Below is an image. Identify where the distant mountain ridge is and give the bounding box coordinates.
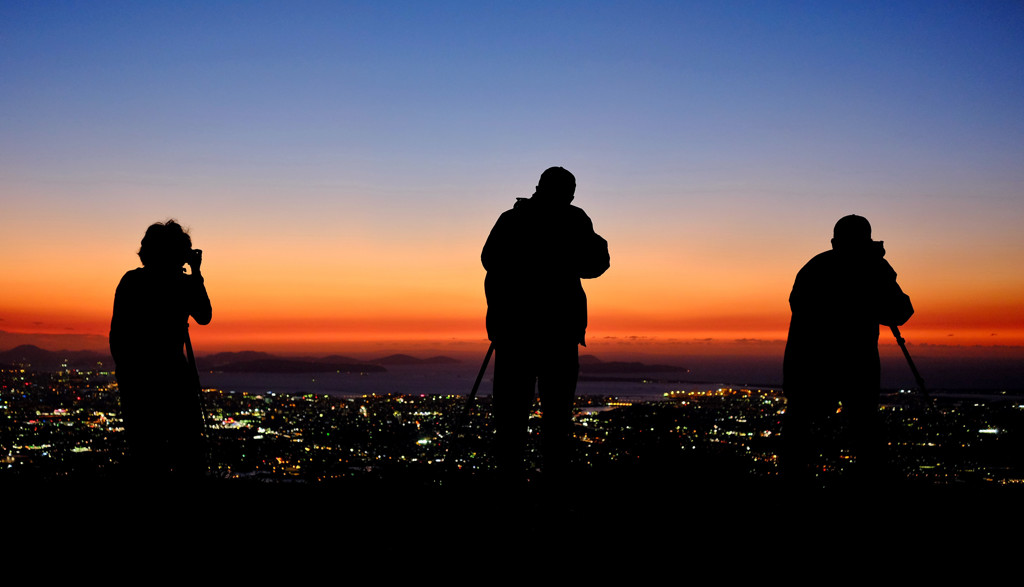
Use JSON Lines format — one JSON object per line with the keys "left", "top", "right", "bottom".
{"left": 209, "top": 358, "right": 386, "bottom": 374}
{"left": 1, "top": 344, "right": 692, "bottom": 376}
{"left": 199, "top": 351, "right": 279, "bottom": 367}
{"left": 197, "top": 351, "right": 363, "bottom": 370}
{"left": 199, "top": 352, "right": 460, "bottom": 373}
{"left": 0, "top": 345, "right": 112, "bottom": 371}
{"left": 0, "top": 345, "right": 460, "bottom": 374}
{"left": 369, "top": 354, "right": 460, "bottom": 365}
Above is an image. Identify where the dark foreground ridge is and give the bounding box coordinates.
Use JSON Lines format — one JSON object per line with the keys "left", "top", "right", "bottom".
{"left": 5, "top": 457, "right": 1021, "bottom": 556}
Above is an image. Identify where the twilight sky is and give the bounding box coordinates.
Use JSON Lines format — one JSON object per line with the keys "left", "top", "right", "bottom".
{"left": 2, "top": 1, "right": 1022, "bottom": 360}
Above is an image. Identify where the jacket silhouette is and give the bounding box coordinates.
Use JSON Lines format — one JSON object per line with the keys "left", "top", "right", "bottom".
{"left": 483, "top": 195, "right": 609, "bottom": 346}
{"left": 111, "top": 268, "right": 212, "bottom": 382}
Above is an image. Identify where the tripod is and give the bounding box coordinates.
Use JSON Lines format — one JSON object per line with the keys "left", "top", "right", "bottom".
{"left": 891, "top": 325, "right": 927, "bottom": 396}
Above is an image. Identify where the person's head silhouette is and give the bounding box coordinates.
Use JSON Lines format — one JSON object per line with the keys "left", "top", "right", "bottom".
{"left": 535, "top": 166, "right": 576, "bottom": 204}
{"left": 831, "top": 214, "right": 879, "bottom": 254}
{"left": 139, "top": 220, "right": 192, "bottom": 270}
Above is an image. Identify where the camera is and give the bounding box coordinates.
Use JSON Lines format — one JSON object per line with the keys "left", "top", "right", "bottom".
{"left": 870, "top": 240, "right": 885, "bottom": 258}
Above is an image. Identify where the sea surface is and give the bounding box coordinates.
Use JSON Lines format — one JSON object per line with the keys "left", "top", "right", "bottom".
{"left": 198, "top": 362, "right": 1021, "bottom": 403}
{"left": 199, "top": 363, "right": 735, "bottom": 402}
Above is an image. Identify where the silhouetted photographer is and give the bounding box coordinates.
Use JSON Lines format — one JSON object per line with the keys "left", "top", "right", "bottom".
{"left": 110, "top": 220, "right": 212, "bottom": 478}
{"left": 482, "top": 167, "right": 609, "bottom": 485}
{"left": 783, "top": 215, "right": 913, "bottom": 484}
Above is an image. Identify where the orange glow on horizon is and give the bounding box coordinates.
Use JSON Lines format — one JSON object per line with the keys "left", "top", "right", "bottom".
{"left": 3, "top": 231, "right": 1022, "bottom": 355}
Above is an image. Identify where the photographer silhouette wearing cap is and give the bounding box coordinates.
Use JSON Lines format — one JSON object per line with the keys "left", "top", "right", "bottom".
{"left": 783, "top": 214, "right": 913, "bottom": 484}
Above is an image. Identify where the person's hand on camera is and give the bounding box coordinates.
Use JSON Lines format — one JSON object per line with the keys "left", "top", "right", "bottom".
{"left": 187, "top": 249, "right": 203, "bottom": 275}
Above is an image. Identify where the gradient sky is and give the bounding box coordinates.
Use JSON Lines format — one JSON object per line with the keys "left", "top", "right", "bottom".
{"left": 2, "top": 1, "right": 1022, "bottom": 359}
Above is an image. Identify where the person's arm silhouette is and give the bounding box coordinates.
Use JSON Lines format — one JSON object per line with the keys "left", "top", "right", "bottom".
{"left": 186, "top": 248, "right": 212, "bottom": 326}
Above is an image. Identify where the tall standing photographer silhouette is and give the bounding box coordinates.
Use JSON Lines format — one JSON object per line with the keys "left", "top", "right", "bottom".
{"left": 482, "top": 167, "right": 609, "bottom": 486}
{"left": 110, "top": 220, "right": 212, "bottom": 478}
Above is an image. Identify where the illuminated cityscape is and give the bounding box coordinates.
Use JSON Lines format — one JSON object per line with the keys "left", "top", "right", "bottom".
{"left": 3, "top": 362, "right": 1022, "bottom": 488}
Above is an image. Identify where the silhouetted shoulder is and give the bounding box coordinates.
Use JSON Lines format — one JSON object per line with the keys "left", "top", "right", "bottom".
{"left": 567, "top": 204, "right": 593, "bottom": 220}
{"left": 481, "top": 208, "right": 520, "bottom": 273}
{"left": 790, "top": 248, "right": 912, "bottom": 326}
{"left": 114, "top": 267, "right": 146, "bottom": 291}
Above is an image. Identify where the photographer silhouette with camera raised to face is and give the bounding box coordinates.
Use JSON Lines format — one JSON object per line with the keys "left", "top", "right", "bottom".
{"left": 783, "top": 214, "right": 913, "bottom": 484}
{"left": 110, "top": 220, "right": 212, "bottom": 479}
